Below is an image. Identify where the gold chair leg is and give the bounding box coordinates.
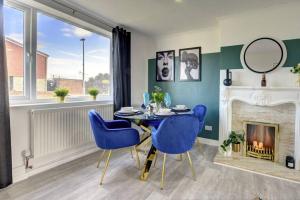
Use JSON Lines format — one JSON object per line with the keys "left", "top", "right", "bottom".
{"left": 133, "top": 146, "right": 141, "bottom": 169}
{"left": 100, "top": 150, "right": 112, "bottom": 185}
{"left": 160, "top": 153, "right": 167, "bottom": 190}
{"left": 130, "top": 149, "right": 134, "bottom": 159}
{"left": 175, "top": 154, "right": 183, "bottom": 161}
{"left": 154, "top": 151, "right": 158, "bottom": 167}
{"left": 186, "top": 151, "right": 196, "bottom": 181}
{"left": 97, "top": 150, "right": 106, "bottom": 168}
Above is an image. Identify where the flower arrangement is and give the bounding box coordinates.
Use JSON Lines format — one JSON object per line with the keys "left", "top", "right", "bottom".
{"left": 88, "top": 88, "right": 100, "bottom": 100}
{"left": 151, "top": 86, "right": 165, "bottom": 111}
{"left": 54, "top": 87, "right": 69, "bottom": 103}
{"left": 290, "top": 63, "right": 300, "bottom": 87}
{"left": 151, "top": 86, "right": 165, "bottom": 104}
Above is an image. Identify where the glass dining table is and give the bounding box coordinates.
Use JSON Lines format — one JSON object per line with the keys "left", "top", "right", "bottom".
{"left": 114, "top": 109, "right": 192, "bottom": 181}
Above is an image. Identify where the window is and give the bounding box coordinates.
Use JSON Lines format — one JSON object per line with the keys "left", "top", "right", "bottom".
{"left": 4, "top": 5, "right": 25, "bottom": 97}
{"left": 3, "top": 1, "right": 112, "bottom": 103}
{"left": 36, "top": 13, "right": 111, "bottom": 99}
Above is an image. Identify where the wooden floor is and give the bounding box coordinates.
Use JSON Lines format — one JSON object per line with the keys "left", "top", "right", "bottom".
{"left": 1, "top": 144, "right": 300, "bottom": 200}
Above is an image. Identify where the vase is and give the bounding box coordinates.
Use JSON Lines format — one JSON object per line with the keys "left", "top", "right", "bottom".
{"left": 155, "top": 102, "right": 161, "bottom": 113}
{"left": 223, "top": 69, "right": 232, "bottom": 86}
{"left": 298, "top": 74, "right": 300, "bottom": 87}
{"left": 232, "top": 143, "right": 241, "bottom": 152}
{"left": 92, "top": 96, "right": 97, "bottom": 101}
{"left": 58, "top": 96, "right": 65, "bottom": 103}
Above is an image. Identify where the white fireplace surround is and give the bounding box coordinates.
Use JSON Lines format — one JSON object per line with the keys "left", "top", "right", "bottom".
{"left": 219, "top": 85, "right": 300, "bottom": 170}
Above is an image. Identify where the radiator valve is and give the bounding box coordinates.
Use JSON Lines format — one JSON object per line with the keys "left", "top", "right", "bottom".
{"left": 22, "top": 150, "right": 33, "bottom": 169}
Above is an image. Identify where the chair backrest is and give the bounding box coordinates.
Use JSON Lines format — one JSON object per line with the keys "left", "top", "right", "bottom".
{"left": 192, "top": 104, "right": 207, "bottom": 132}
{"left": 152, "top": 115, "right": 200, "bottom": 154}
{"left": 88, "top": 110, "right": 108, "bottom": 149}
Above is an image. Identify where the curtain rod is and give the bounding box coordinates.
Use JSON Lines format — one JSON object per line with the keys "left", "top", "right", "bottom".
{"left": 49, "top": 0, "right": 117, "bottom": 30}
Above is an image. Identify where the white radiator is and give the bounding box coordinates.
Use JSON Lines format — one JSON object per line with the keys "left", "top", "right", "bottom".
{"left": 30, "top": 104, "right": 113, "bottom": 159}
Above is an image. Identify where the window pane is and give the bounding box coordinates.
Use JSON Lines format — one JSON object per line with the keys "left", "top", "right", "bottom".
{"left": 36, "top": 13, "right": 111, "bottom": 99}
{"left": 4, "top": 6, "right": 25, "bottom": 97}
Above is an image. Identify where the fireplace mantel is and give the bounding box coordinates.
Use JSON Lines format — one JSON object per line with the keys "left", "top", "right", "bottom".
{"left": 219, "top": 86, "right": 300, "bottom": 169}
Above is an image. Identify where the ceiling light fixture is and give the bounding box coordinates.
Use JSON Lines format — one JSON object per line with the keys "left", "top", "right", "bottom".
{"left": 175, "top": 0, "right": 183, "bottom": 3}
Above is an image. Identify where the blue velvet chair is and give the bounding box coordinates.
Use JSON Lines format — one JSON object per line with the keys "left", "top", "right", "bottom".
{"left": 193, "top": 104, "right": 207, "bottom": 144}
{"left": 93, "top": 110, "right": 131, "bottom": 129}
{"left": 193, "top": 104, "right": 207, "bottom": 132}
{"left": 151, "top": 115, "right": 200, "bottom": 189}
{"left": 88, "top": 110, "right": 140, "bottom": 185}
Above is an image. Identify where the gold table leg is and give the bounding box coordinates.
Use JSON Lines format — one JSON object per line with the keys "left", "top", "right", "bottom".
{"left": 140, "top": 145, "right": 157, "bottom": 181}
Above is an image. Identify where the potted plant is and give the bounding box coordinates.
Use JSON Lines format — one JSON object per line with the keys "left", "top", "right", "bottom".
{"left": 220, "top": 139, "right": 232, "bottom": 156}
{"left": 290, "top": 63, "right": 300, "bottom": 87}
{"left": 88, "top": 88, "right": 99, "bottom": 100}
{"left": 54, "top": 87, "right": 69, "bottom": 103}
{"left": 220, "top": 131, "right": 245, "bottom": 154}
{"left": 229, "top": 131, "right": 245, "bottom": 152}
{"left": 151, "top": 86, "right": 165, "bottom": 112}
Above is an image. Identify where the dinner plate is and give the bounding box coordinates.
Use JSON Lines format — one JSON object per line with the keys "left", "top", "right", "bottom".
{"left": 154, "top": 112, "right": 175, "bottom": 116}
{"left": 172, "top": 107, "right": 187, "bottom": 110}
{"left": 117, "top": 109, "right": 139, "bottom": 114}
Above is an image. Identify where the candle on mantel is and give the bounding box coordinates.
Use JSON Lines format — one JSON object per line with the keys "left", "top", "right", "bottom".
{"left": 259, "top": 142, "right": 263, "bottom": 149}
{"left": 253, "top": 141, "right": 258, "bottom": 148}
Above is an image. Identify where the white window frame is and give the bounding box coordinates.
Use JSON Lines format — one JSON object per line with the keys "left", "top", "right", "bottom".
{"left": 5, "top": 0, "right": 113, "bottom": 105}
{"left": 4, "top": 1, "right": 31, "bottom": 101}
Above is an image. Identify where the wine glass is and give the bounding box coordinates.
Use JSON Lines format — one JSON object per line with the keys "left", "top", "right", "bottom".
{"left": 143, "top": 92, "right": 150, "bottom": 108}
{"left": 164, "top": 93, "right": 171, "bottom": 108}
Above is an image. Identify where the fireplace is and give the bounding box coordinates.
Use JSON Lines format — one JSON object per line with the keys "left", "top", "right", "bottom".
{"left": 244, "top": 121, "right": 279, "bottom": 162}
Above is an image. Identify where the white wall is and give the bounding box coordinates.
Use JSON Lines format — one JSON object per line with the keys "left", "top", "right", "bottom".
{"left": 131, "top": 30, "right": 155, "bottom": 105}
{"left": 154, "top": 2, "right": 300, "bottom": 51}
{"left": 219, "top": 2, "right": 300, "bottom": 46}
{"left": 155, "top": 26, "right": 220, "bottom": 54}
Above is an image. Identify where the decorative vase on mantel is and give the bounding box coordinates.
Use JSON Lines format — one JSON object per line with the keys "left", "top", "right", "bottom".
{"left": 223, "top": 69, "right": 232, "bottom": 86}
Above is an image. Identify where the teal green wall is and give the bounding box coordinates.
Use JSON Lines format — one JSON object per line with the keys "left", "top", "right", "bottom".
{"left": 148, "top": 53, "right": 221, "bottom": 140}
{"left": 148, "top": 38, "right": 300, "bottom": 141}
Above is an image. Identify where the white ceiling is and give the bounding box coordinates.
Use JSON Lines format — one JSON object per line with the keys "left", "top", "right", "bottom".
{"left": 63, "top": 0, "right": 298, "bottom": 36}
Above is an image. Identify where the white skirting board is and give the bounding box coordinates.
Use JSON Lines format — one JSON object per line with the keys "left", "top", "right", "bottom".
{"left": 197, "top": 137, "right": 219, "bottom": 146}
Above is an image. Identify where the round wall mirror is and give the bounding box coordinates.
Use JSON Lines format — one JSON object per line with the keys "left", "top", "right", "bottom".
{"left": 240, "top": 37, "right": 287, "bottom": 73}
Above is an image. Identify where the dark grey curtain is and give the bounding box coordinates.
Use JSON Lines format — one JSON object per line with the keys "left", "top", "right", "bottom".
{"left": 0, "top": 0, "right": 13, "bottom": 189}
{"left": 112, "top": 26, "right": 131, "bottom": 111}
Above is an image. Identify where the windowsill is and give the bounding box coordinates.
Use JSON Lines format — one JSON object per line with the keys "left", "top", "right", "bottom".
{"left": 10, "top": 99, "right": 113, "bottom": 109}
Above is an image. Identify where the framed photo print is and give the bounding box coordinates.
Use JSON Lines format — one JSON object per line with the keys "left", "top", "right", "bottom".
{"left": 156, "top": 50, "right": 175, "bottom": 82}
{"left": 179, "top": 47, "right": 201, "bottom": 81}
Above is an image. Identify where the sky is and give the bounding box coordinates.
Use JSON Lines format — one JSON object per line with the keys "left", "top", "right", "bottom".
{"left": 4, "top": 5, "right": 111, "bottom": 80}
